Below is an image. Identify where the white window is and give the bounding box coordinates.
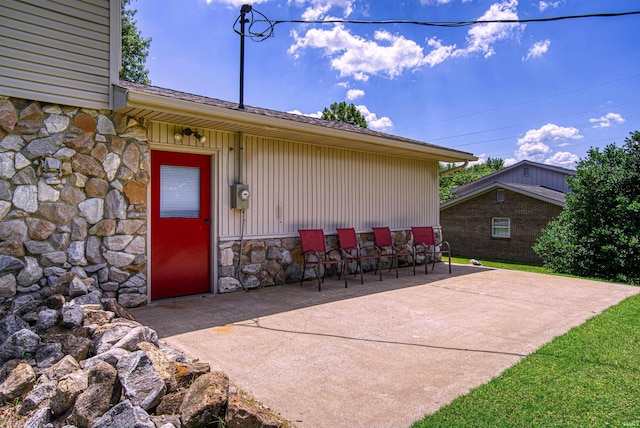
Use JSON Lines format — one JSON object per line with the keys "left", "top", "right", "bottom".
{"left": 496, "top": 189, "right": 505, "bottom": 202}
{"left": 159, "top": 166, "right": 200, "bottom": 218}
{"left": 492, "top": 218, "right": 510, "bottom": 238}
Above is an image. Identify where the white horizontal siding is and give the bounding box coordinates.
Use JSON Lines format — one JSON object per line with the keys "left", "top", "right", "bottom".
{"left": 149, "top": 123, "right": 441, "bottom": 239}
{"left": 0, "top": 0, "right": 114, "bottom": 109}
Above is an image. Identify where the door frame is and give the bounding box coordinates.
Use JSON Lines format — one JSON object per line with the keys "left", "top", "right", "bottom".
{"left": 147, "top": 145, "right": 219, "bottom": 303}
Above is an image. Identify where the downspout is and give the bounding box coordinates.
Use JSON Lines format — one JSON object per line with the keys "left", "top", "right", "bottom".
{"left": 439, "top": 160, "right": 469, "bottom": 176}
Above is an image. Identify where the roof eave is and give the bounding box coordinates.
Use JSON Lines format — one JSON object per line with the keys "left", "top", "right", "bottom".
{"left": 114, "top": 85, "right": 477, "bottom": 163}
{"left": 441, "top": 182, "right": 566, "bottom": 209}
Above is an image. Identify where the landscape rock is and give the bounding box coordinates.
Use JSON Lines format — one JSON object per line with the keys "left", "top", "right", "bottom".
{"left": 93, "top": 399, "right": 155, "bottom": 428}
{"left": 62, "top": 303, "right": 85, "bottom": 328}
{"left": 0, "top": 298, "right": 291, "bottom": 428}
{"left": 23, "top": 407, "right": 51, "bottom": 428}
{"left": 35, "top": 342, "right": 64, "bottom": 368}
{"left": 4, "top": 328, "right": 41, "bottom": 355}
{"left": 137, "top": 341, "right": 177, "bottom": 393}
{"left": 0, "top": 360, "right": 36, "bottom": 402}
{"left": 225, "top": 392, "right": 285, "bottom": 428}
{"left": 174, "top": 361, "right": 211, "bottom": 389}
{"left": 82, "top": 347, "right": 129, "bottom": 371}
{"left": 18, "top": 374, "right": 56, "bottom": 415}
{"left": 45, "top": 354, "right": 81, "bottom": 382}
{"left": 180, "top": 371, "right": 229, "bottom": 428}
{"left": 112, "top": 325, "right": 158, "bottom": 351}
{"left": 117, "top": 350, "right": 166, "bottom": 410}
{"left": 36, "top": 307, "right": 59, "bottom": 332}
{"left": 49, "top": 369, "right": 88, "bottom": 415}
{"left": 0, "top": 314, "right": 30, "bottom": 342}
{"left": 93, "top": 324, "right": 132, "bottom": 355}
{"left": 156, "top": 390, "right": 186, "bottom": 416}
{"left": 72, "top": 361, "right": 121, "bottom": 428}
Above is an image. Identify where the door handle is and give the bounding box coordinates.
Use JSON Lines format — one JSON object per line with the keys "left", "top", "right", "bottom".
{"left": 204, "top": 218, "right": 210, "bottom": 223}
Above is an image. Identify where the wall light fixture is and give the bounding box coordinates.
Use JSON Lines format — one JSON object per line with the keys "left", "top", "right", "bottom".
{"left": 174, "top": 128, "right": 207, "bottom": 144}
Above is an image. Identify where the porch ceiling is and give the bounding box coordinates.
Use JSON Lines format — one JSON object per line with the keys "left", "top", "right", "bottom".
{"left": 113, "top": 82, "right": 478, "bottom": 163}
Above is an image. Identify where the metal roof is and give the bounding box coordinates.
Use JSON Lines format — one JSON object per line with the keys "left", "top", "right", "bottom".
{"left": 113, "top": 81, "right": 477, "bottom": 163}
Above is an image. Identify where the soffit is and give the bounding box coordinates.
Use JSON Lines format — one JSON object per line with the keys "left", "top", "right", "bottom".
{"left": 113, "top": 82, "right": 478, "bottom": 163}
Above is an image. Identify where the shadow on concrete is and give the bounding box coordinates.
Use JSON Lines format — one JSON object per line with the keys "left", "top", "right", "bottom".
{"left": 132, "top": 263, "right": 487, "bottom": 339}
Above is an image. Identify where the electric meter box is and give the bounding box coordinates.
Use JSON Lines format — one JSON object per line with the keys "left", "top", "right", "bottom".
{"left": 231, "top": 184, "right": 250, "bottom": 209}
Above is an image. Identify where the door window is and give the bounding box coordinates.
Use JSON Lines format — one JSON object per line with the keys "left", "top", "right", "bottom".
{"left": 159, "top": 165, "right": 200, "bottom": 218}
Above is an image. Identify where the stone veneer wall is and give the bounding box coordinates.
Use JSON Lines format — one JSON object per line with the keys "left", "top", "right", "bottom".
{"left": 217, "top": 229, "right": 434, "bottom": 292}
{"left": 0, "top": 97, "right": 149, "bottom": 308}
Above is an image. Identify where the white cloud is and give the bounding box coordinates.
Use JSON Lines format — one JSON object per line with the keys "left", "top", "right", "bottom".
{"left": 544, "top": 151, "right": 579, "bottom": 169}
{"left": 538, "top": 1, "right": 561, "bottom": 12}
{"left": 454, "top": 0, "right": 524, "bottom": 59}
{"left": 289, "top": 25, "right": 427, "bottom": 80}
{"left": 288, "top": 0, "right": 355, "bottom": 19}
{"left": 514, "top": 142, "right": 552, "bottom": 162}
{"left": 523, "top": 39, "right": 550, "bottom": 61}
{"left": 420, "top": 0, "right": 474, "bottom": 4}
{"left": 504, "top": 157, "right": 518, "bottom": 167}
{"left": 424, "top": 38, "right": 458, "bottom": 67}
{"left": 288, "top": 0, "right": 525, "bottom": 80}
{"left": 288, "top": 109, "right": 322, "bottom": 118}
{"left": 517, "top": 123, "right": 582, "bottom": 146}
{"left": 589, "top": 112, "right": 625, "bottom": 128}
{"left": 356, "top": 105, "right": 394, "bottom": 131}
{"left": 468, "top": 153, "right": 487, "bottom": 167}
{"left": 514, "top": 123, "right": 582, "bottom": 162}
{"left": 288, "top": 104, "right": 392, "bottom": 131}
{"left": 206, "top": 0, "right": 269, "bottom": 7}
{"left": 346, "top": 89, "right": 365, "bottom": 100}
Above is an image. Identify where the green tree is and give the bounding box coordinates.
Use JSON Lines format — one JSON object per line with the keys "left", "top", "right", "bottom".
{"left": 321, "top": 102, "right": 368, "bottom": 128}
{"left": 534, "top": 131, "right": 640, "bottom": 284}
{"left": 120, "top": 0, "right": 151, "bottom": 84}
{"left": 439, "top": 159, "right": 504, "bottom": 204}
{"left": 485, "top": 156, "right": 504, "bottom": 170}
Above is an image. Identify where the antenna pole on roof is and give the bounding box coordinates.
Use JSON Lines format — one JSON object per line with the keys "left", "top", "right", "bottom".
{"left": 238, "top": 4, "right": 252, "bottom": 110}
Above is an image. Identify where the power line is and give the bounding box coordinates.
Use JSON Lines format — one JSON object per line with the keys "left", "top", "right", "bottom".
{"left": 397, "top": 74, "right": 640, "bottom": 132}
{"left": 485, "top": 135, "right": 627, "bottom": 159}
{"left": 447, "top": 111, "right": 639, "bottom": 148}
{"left": 235, "top": 9, "right": 640, "bottom": 41}
{"left": 425, "top": 99, "right": 640, "bottom": 144}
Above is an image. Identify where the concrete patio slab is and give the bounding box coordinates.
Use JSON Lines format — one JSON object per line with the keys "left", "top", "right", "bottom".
{"left": 132, "top": 265, "right": 639, "bottom": 428}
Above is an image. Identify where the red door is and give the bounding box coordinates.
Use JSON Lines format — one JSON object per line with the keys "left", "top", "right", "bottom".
{"left": 151, "top": 151, "right": 211, "bottom": 299}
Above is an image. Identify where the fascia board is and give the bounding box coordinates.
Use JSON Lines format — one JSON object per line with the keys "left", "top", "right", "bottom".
{"left": 121, "top": 89, "right": 477, "bottom": 162}
{"left": 441, "top": 182, "right": 565, "bottom": 209}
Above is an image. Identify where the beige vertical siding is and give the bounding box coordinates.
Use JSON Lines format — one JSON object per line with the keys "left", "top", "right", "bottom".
{"left": 148, "top": 123, "right": 440, "bottom": 239}
{"left": 0, "top": 0, "right": 117, "bottom": 109}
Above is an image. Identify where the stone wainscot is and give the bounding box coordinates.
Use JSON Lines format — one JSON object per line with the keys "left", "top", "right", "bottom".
{"left": 0, "top": 97, "right": 149, "bottom": 308}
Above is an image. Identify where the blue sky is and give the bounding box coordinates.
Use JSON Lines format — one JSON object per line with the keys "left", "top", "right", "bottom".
{"left": 132, "top": 0, "right": 639, "bottom": 168}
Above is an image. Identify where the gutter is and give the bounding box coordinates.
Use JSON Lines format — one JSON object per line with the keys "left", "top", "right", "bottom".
{"left": 113, "top": 84, "right": 478, "bottom": 163}
{"left": 439, "top": 160, "right": 469, "bottom": 176}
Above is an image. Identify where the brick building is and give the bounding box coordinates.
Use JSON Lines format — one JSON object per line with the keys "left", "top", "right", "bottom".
{"left": 440, "top": 160, "right": 574, "bottom": 264}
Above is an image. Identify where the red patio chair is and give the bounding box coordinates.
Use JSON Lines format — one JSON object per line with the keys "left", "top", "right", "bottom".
{"left": 299, "top": 229, "right": 346, "bottom": 291}
{"left": 412, "top": 226, "right": 451, "bottom": 274}
{"left": 372, "top": 227, "right": 415, "bottom": 278}
{"left": 336, "top": 228, "right": 381, "bottom": 284}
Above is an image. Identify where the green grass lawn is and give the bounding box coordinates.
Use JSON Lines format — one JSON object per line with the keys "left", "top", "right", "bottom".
{"left": 412, "top": 263, "right": 640, "bottom": 428}
{"left": 451, "top": 256, "right": 554, "bottom": 274}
